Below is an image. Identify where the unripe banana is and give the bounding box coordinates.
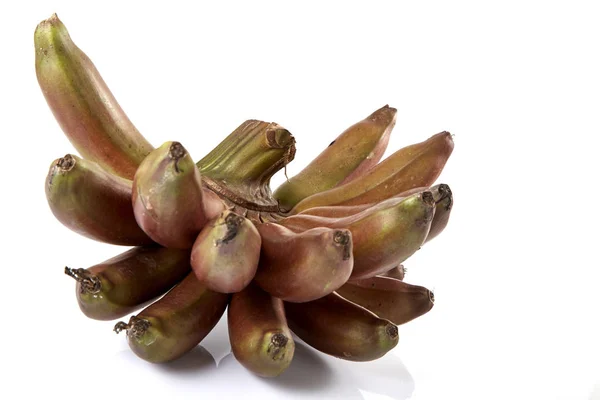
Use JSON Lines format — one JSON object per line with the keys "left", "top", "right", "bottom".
{"left": 64, "top": 246, "right": 191, "bottom": 321}
{"left": 255, "top": 224, "right": 353, "bottom": 302}
{"left": 228, "top": 283, "right": 295, "bottom": 377}
{"left": 282, "top": 192, "right": 435, "bottom": 280}
{"left": 336, "top": 276, "right": 434, "bottom": 325}
{"left": 133, "top": 141, "right": 223, "bottom": 249}
{"left": 191, "top": 210, "right": 261, "bottom": 293}
{"left": 46, "top": 154, "right": 153, "bottom": 246}
{"left": 291, "top": 131, "right": 454, "bottom": 213}
{"left": 285, "top": 292, "right": 398, "bottom": 361}
{"left": 35, "top": 14, "right": 153, "bottom": 179}
{"left": 114, "top": 272, "right": 229, "bottom": 363}
{"left": 274, "top": 105, "right": 396, "bottom": 211}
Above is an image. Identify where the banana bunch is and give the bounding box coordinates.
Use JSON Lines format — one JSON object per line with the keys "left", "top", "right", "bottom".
{"left": 37, "top": 14, "right": 454, "bottom": 377}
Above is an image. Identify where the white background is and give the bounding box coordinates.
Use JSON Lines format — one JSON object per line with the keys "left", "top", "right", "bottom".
{"left": 1, "top": 1, "right": 599, "bottom": 399}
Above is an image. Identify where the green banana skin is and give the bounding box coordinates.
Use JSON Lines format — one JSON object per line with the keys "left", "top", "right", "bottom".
{"left": 285, "top": 292, "right": 398, "bottom": 362}
{"left": 65, "top": 246, "right": 191, "bottom": 321}
{"left": 114, "top": 272, "right": 229, "bottom": 363}
{"left": 291, "top": 131, "right": 454, "bottom": 213}
{"left": 281, "top": 192, "right": 435, "bottom": 280}
{"left": 274, "top": 105, "right": 396, "bottom": 211}
{"left": 379, "top": 265, "right": 405, "bottom": 281}
{"left": 133, "top": 141, "right": 222, "bottom": 249}
{"left": 191, "top": 210, "right": 261, "bottom": 293}
{"left": 254, "top": 223, "right": 353, "bottom": 302}
{"left": 228, "top": 282, "right": 295, "bottom": 378}
{"left": 426, "top": 184, "right": 453, "bottom": 243}
{"left": 46, "top": 154, "right": 153, "bottom": 246}
{"left": 336, "top": 276, "right": 434, "bottom": 325}
{"left": 35, "top": 14, "right": 153, "bottom": 180}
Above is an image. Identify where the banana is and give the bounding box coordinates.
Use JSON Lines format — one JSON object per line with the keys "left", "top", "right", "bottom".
{"left": 285, "top": 292, "right": 398, "bottom": 361}
{"left": 46, "top": 154, "right": 153, "bottom": 246}
{"left": 282, "top": 192, "right": 435, "bottom": 280}
{"left": 291, "top": 131, "right": 454, "bottom": 213}
{"left": 426, "top": 183, "right": 453, "bottom": 242}
{"left": 379, "top": 265, "right": 405, "bottom": 281}
{"left": 296, "top": 186, "right": 428, "bottom": 218}
{"left": 191, "top": 210, "right": 261, "bottom": 293}
{"left": 274, "top": 105, "right": 396, "bottom": 211}
{"left": 228, "top": 282, "right": 295, "bottom": 377}
{"left": 336, "top": 276, "right": 434, "bottom": 325}
{"left": 35, "top": 14, "right": 153, "bottom": 179}
{"left": 64, "top": 246, "right": 191, "bottom": 321}
{"left": 133, "top": 141, "right": 223, "bottom": 249}
{"left": 254, "top": 223, "right": 353, "bottom": 302}
{"left": 114, "top": 272, "right": 229, "bottom": 363}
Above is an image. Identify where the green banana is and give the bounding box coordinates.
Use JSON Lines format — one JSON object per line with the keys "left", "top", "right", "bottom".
{"left": 191, "top": 210, "right": 261, "bottom": 293}
{"left": 64, "top": 246, "right": 191, "bottom": 321}
{"left": 228, "top": 282, "right": 295, "bottom": 377}
{"left": 35, "top": 14, "right": 153, "bottom": 179}
{"left": 255, "top": 223, "right": 353, "bottom": 302}
{"left": 282, "top": 192, "right": 435, "bottom": 280}
{"left": 336, "top": 276, "right": 434, "bottom": 325}
{"left": 285, "top": 292, "right": 398, "bottom": 361}
{"left": 291, "top": 131, "right": 454, "bottom": 213}
{"left": 133, "top": 141, "right": 223, "bottom": 249}
{"left": 274, "top": 105, "right": 396, "bottom": 211}
{"left": 46, "top": 154, "right": 153, "bottom": 246}
{"left": 114, "top": 272, "right": 229, "bottom": 363}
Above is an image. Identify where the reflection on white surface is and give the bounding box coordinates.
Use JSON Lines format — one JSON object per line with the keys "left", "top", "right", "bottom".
{"left": 111, "top": 316, "right": 414, "bottom": 399}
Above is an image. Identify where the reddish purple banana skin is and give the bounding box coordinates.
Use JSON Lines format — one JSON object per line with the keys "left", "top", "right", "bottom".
{"left": 426, "top": 184, "right": 453, "bottom": 242}
{"left": 274, "top": 105, "right": 396, "bottom": 211}
{"left": 379, "top": 265, "right": 405, "bottom": 281}
{"left": 285, "top": 292, "right": 398, "bottom": 362}
{"left": 291, "top": 131, "right": 454, "bottom": 213}
{"left": 34, "top": 14, "right": 153, "bottom": 180}
{"left": 115, "top": 272, "right": 229, "bottom": 364}
{"left": 133, "top": 141, "right": 223, "bottom": 249}
{"left": 254, "top": 223, "right": 353, "bottom": 302}
{"left": 336, "top": 276, "right": 434, "bottom": 325}
{"left": 228, "top": 282, "right": 295, "bottom": 377}
{"left": 46, "top": 154, "right": 153, "bottom": 246}
{"left": 281, "top": 192, "right": 435, "bottom": 280}
{"left": 191, "top": 211, "right": 261, "bottom": 294}
{"left": 298, "top": 183, "right": 452, "bottom": 243}
{"left": 67, "top": 246, "right": 191, "bottom": 321}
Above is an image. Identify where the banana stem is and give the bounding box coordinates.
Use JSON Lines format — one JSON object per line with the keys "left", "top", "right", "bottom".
{"left": 64, "top": 267, "right": 101, "bottom": 294}
{"left": 198, "top": 120, "right": 295, "bottom": 184}
{"left": 113, "top": 316, "right": 150, "bottom": 338}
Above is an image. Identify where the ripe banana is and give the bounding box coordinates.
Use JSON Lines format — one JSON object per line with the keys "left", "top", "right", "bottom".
{"left": 336, "top": 276, "right": 434, "bottom": 325}
{"left": 191, "top": 210, "right": 261, "bottom": 293}
{"left": 255, "top": 223, "right": 353, "bottom": 302}
{"left": 274, "top": 105, "right": 396, "bottom": 211}
{"left": 114, "top": 272, "right": 229, "bottom": 363}
{"left": 285, "top": 292, "right": 398, "bottom": 361}
{"left": 282, "top": 192, "right": 435, "bottom": 279}
{"left": 133, "top": 141, "right": 222, "bottom": 249}
{"left": 46, "top": 154, "right": 153, "bottom": 246}
{"left": 64, "top": 246, "right": 190, "bottom": 321}
{"left": 35, "top": 14, "right": 153, "bottom": 179}
{"left": 291, "top": 131, "right": 454, "bottom": 213}
{"left": 228, "top": 282, "right": 295, "bottom": 377}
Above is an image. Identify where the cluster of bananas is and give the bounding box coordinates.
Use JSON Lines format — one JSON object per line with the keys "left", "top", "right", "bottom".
{"left": 37, "top": 14, "right": 454, "bottom": 377}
